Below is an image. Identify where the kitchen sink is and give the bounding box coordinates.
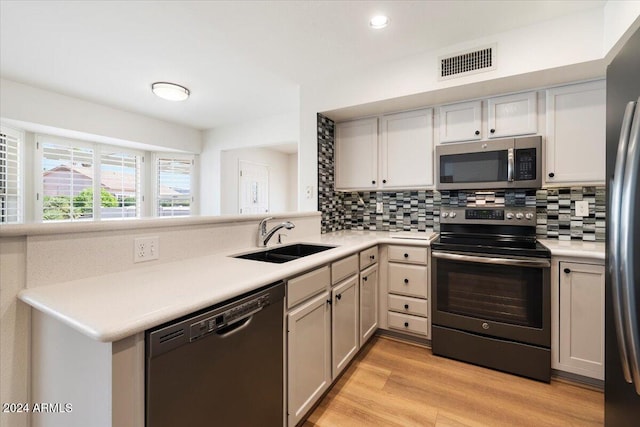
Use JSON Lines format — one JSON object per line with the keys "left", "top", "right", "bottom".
{"left": 233, "top": 243, "right": 336, "bottom": 263}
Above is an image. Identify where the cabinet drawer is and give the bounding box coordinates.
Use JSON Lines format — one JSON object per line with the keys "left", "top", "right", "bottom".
{"left": 331, "top": 254, "right": 358, "bottom": 285}
{"left": 388, "top": 263, "right": 428, "bottom": 298}
{"left": 388, "top": 246, "right": 428, "bottom": 265}
{"left": 288, "top": 266, "right": 330, "bottom": 309}
{"left": 359, "top": 246, "right": 379, "bottom": 270}
{"left": 388, "top": 294, "right": 428, "bottom": 317}
{"left": 388, "top": 311, "right": 428, "bottom": 336}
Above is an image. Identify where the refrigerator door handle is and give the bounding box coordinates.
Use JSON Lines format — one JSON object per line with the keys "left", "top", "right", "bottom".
{"left": 611, "top": 101, "right": 636, "bottom": 384}
{"left": 620, "top": 97, "right": 640, "bottom": 395}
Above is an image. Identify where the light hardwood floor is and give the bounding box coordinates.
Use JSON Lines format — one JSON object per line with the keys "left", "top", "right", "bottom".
{"left": 304, "top": 336, "right": 603, "bottom": 427}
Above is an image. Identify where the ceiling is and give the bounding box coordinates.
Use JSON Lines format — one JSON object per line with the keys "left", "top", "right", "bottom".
{"left": 0, "top": 1, "right": 606, "bottom": 131}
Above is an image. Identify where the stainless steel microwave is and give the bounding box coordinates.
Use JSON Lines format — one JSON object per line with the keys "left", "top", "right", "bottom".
{"left": 435, "top": 136, "right": 542, "bottom": 190}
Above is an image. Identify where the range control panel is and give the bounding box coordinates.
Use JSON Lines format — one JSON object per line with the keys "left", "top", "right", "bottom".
{"left": 440, "top": 206, "right": 536, "bottom": 225}
{"left": 189, "top": 294, "right": 270, "bottom": 341}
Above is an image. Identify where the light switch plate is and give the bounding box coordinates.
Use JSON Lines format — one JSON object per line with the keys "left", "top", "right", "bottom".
{"left": 376, "top": 202, "right": 384, "bottom": 214}
{"left": 575, "top": 200, "right": 589, "bottom": 217}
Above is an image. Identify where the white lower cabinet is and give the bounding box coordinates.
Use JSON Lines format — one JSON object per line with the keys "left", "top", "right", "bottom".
{"left": 386, "top": 245, "right": 430, "bottom": 339}
{"left": 287, "top": 290, "right": 331, "bottom": 427}
{"left": 552, "top": 260, "right": 605, "bottom": 381}
{"left": 331, "top": 275, "right": 360, "bottom": 377}
{"left": 360, "top": 264, "right": 379, "bottom": 344}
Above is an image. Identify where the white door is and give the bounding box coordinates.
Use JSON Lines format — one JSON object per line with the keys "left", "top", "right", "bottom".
{"left": 238, "top": 160, "right": 269, "bottom": 214}
{"left": 287, "top": 291, "right": 331, "bottom": 427}
{"left": 331, "top": 276, "right": 359, "bottom": 378}
{"left": 381, "top": 109, "right": 434, "bottom": 188}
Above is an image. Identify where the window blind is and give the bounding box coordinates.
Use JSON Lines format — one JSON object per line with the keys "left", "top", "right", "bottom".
{"left": 157, "top": 156, "right": 193, "bottom": 217}
{"left": 100, "top": 150, "right": 141, "bottom": 219}
{"left": 41, "top": 141, "right": 94, "bottom": 221}
{"left": 0, "top": 128, "right": 21, "bottom": 223}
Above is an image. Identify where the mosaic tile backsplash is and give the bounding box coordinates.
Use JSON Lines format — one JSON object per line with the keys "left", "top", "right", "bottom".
{"left": 317, "top": 114, "right": 606, "bottom": 240}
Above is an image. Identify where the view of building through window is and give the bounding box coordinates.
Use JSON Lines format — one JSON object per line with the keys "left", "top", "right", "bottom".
{"left": 157, "top": 156, "right": 193, "bottom": 217}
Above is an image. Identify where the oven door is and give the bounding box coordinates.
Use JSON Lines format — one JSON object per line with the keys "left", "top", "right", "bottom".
{"left": 431, "top": 251, "right": 551, "bottom": 347}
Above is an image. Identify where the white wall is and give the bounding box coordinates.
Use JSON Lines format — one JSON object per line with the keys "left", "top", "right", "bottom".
{"left": 200, "top": 111, "right": 299, "bottom": 215}
{"left": 220, "top": 147, "right": 297, "bottom": 215}
{"left": 288, "top": 153, "right": 298, "bottom": 211}
{"left": 0, "top": 78, "right": 202, "bottom": 153}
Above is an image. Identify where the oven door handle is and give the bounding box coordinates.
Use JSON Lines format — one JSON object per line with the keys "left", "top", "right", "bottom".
{"left": 432, "top": 251, "right": 550, "bottom": 268}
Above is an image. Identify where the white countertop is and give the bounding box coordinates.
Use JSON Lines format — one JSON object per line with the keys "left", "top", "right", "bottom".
{"left": 538, "top": 238, "right": 605, "bottom": 261}
{"left": 18, "top": 230, "right": 605, "bottom": 343}
{"left": 18, "top": 230, "right": 435, "bottom": 343}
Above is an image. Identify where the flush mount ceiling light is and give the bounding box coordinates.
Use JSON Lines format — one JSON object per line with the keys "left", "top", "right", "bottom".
{"left": 369, "top": 15, "right": 389, "bottom": 29}
{"left": 151, "top": 82, "right": 190, "bottom": 101}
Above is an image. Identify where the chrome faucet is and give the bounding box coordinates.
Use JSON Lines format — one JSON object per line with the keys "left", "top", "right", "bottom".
{"left": 258, "top": 217, "right": 295, "bottom": 247}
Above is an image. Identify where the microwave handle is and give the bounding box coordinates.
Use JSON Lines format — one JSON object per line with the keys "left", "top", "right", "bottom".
{"left": 507, "top": 148, "right": 514, "bottom": 182}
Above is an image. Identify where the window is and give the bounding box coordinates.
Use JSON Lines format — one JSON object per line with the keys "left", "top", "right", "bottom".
{"left": 0, "top": 126, "right": 23, "bottom": 223}
{"left": 37, "top": 135, "right": 143, "bottom": 222}
{"left": 156, "top": 155, "right": 194, "bottom": 217}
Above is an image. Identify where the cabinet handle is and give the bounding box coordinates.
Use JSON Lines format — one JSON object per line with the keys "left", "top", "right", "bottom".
{"left": 383, "top": 179, "right": 387, "bottom": 184}
{"left": 490, "top": 128, "right": 495, "bottom": 134}
{"left": 564, "top": 268, "right": 571, "bottom": 274}
{"left": 404, "top": 278, "right": 409, "bottom": 284}
{"left": 370, "top": 255, "right": 375, "bottom": 260}
{"left": 548, "top": 172, "right": 555, "bottom": 178}
{"left": 336, "top": 293, "right": 342, "bottom": 301}
{"left": 326, "top": 299, "right": 332, "bottom": 306}
{"left": 404, "top": 322, "right": 409, "bottom": 328}
{"left": 404, "top": 253, "right": 409, "bottom": 258}
{"left": 363, "top": 276, "right": 368, "bottom": 282}
{"left": 475, "top": 130, "right": 480, "bottom": 135}
{"left": 404, "top": 304, "right": 409, "bottom": 310}
{"left": 371, "top": 180, "right": 376, "bottom": 185}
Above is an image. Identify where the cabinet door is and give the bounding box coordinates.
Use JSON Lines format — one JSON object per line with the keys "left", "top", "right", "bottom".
{"left": 388, "top": 263, "right": 428, "bottom": 298}
{"left": 558, "top": 262, "right": 605, "bottom": 380}
{"left": 381, "top": 109, "right": 434, "bottom": 188}
{"left": 487, "top": 92, "right": 537, "bottom": 138}
{"left": 439, "top": 100, "right": 482, "bottom": 143}
{"left": 360, "top": 264, "right": 379, "bottom": 344}
{"left": 287, "top": 291, "right": 331, "bottom": 427}
{"left": 331, "top": 276, "right": 359, "bottom": 378}
{"left": 545, "top": 80, "right": 606, "bottom": 184}
{"left": 335, "top": 118, "right": 378, "bottom": 190}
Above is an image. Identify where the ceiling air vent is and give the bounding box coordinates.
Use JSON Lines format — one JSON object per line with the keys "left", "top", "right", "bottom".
{"left": 439, "top": 44, "right": 496, "bottom": 80}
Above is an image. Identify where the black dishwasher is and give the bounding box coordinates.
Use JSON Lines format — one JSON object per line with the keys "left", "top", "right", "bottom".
{"left": 145, "top": 281, "right": 285, "bottom": 427}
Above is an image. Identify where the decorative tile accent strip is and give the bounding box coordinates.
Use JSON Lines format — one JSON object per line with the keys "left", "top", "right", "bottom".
{"left": 316, "top": 115, "right": 605, "bottom": 240}
{"left": 317, "top": 114, "right": 345, "bottom": 233}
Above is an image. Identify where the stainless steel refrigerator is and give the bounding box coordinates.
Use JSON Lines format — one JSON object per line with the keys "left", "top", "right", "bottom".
{"left": 606, "top": 25, "right": 640, "bottom": 426}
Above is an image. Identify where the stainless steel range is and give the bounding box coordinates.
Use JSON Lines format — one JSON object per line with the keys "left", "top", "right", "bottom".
{"left": 431, "top": 205, "right": 551, "bottom": 382}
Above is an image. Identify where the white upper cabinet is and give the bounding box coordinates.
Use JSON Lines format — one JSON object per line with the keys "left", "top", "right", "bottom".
{"left": 487, "top": 92, "right": 537, "bottom": 138}
{"left": 545, "top": 80, "right": 606, "bottom": 185}
{"left": 380, "top": 109, "right": 434, "bottom": 189}
{"left": 438, "top": 100, "right": 482, "bottom": 143}
{"left": 335, "top": 118, "right": 378, "bottom": 190}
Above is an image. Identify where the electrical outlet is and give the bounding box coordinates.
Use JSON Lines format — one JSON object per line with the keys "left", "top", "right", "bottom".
{"left": 134, "top": 236, "right": 159, "bottom": 263}
{"left": 575, "top": 200, "right": 589, "bottom": 217}
{"left": 376, "top": 202, "right": 384, "bottom": 214}
{"left": 305, "top": 186, "right": 313, "bottom": 199}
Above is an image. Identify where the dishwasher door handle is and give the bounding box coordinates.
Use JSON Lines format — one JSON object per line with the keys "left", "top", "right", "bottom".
{"left": 216, "top": 315, "right": 254, "bottom": 338}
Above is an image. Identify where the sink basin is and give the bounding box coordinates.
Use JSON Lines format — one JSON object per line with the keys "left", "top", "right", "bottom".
{"left": 233, "top": 243, "right": 336, "bottom": 263}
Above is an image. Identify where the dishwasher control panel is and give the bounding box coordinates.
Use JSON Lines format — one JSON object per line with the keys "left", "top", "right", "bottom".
{"left": 189, "top": 294, "right": 271, "bottom": 341}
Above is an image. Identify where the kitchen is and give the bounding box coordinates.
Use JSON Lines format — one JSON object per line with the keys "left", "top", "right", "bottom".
{"left": 1, "top": 1, "right": 639, "bottom": 427}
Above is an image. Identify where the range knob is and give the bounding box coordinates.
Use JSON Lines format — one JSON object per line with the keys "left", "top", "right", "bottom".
{"left": 450, "top": 212, "right": 457, "bottom": 218}
{"left": 506, "top": 212, "right": 514, "bottom": 220}
{"left": 525, "top": 213, "right": 534, "bottom": 220}
{"left": 441, "top": 212, "right": 449, "bottom": 218}
{"left": 515, "top": 213, "right": 524, "bottom": 220}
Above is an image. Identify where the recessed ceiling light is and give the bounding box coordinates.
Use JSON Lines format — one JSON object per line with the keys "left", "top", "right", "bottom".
{"left": 151, "top": 82, "right": 190, "bottom": 101}
{"left": 369, "top": 15, "right": 389, "bottom": 29}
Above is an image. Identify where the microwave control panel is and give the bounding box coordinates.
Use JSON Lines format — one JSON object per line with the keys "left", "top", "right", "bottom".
{"left": 515, "top": 148, "right": 537, "bottom": 181}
